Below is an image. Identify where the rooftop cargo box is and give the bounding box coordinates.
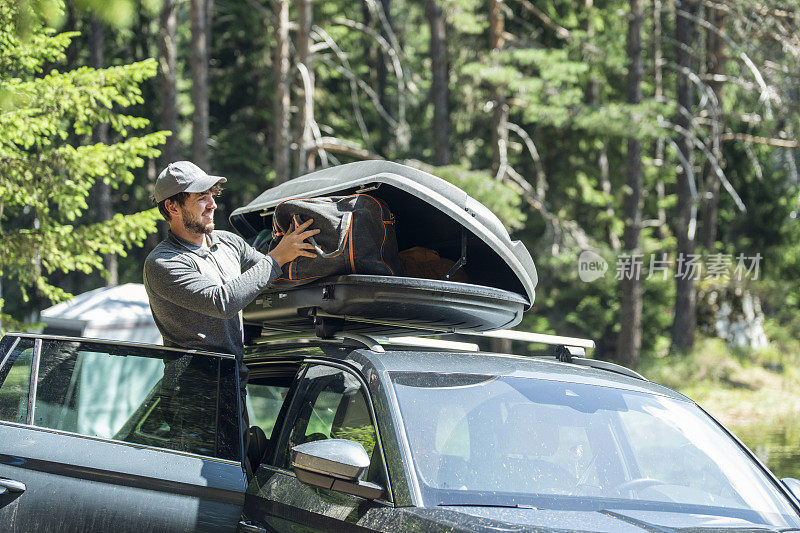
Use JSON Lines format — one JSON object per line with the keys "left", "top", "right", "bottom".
{"left": 229, "top": 161, "right": 537, "bottom": 338}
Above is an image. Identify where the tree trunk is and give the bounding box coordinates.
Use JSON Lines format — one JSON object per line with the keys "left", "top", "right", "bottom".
{"left": 700, "top": 5, "right": 726, "bottom": 250}
{"left": 584, "top": 0, "right": 620, "bottom": 251}
{"left": 295, "top": 0, "right": 315, "bottom": 176}
{"left": 158, "top": 0, "right": 179, "bottom": 165}
{"left": 273, "top": 0, "right": 291, "bottom": 184}
{"left": 90, "top": 18, "right": 117, "bottom": 287}
{"left": 362, "top": 3, "right": 379, "bottom": 98}
{"left": 207, "top": 0, "right": 214, "bottom": 61}
{"left": 489, "top": 0, "right": 508, "bottom": 354}
{"left": 426, "top": 0, "right": 450, "bottom": 166}
{"left": 671, "top": 0, "right": 699, "bottom": 353}
{"left": 489, "top": 0, "right": 507, "bottom": 177}
{"left": 619, "top": 0, "right": 644, "bottom": 367}
{"left": 378, "top": 0, "right": 391, "bottom": 153}
{"left": 653, "top": 0, "right": 667, "bottom": 238}
{"left": 190, "top": 0, "right": 210, "bottom": 170}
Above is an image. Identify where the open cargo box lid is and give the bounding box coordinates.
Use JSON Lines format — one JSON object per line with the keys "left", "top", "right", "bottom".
{"left": 230, "top": 161, "right": 537, "bottom": 338}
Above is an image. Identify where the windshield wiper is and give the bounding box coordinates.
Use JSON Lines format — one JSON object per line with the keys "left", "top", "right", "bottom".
{"left": 438, "top": 503, "right": 538, "bottom": 509}
{"left": 600, "top": 509, "right": 800, "bottom": 533}
{"left": 600, "top": 510, "right": 677, "bottom": 533}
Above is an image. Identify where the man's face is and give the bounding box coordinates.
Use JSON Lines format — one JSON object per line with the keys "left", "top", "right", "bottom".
{"left": 178, "top": 190, "right": 217, "bottom": 235}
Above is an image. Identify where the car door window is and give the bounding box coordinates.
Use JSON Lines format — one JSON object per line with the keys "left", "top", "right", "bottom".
{"left": 0, "top": 337, "right": 35, "bottom": 423}
{"left": 279, "top": 364, "right": 382, "bottom": 484}
{"left": 0, "top": 336, "right": 241, "bottom": 461}
{"left": 34, "top": 340, "right": 162, "bottom": 438}
{"left": 247, "top": 382, "right": 291, "bottom": 439}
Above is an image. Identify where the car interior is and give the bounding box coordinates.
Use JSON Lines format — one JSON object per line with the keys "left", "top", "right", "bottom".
{"left": 244, "top": 363, "right": 299, "bottom": 473}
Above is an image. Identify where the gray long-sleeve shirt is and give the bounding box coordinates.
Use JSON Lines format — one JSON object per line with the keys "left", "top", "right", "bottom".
{"left": 143, "top": 230, "right": 281, "bottom": 358}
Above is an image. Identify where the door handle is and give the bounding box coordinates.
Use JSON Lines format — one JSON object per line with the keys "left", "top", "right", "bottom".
{"left": 238, "top": 520, "right": 266, "bottom": 533}
{"left": 0, "top": 478, "right": 26, "bottom": 493}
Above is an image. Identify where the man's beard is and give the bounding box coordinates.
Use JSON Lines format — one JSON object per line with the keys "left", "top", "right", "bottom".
{"left": 181, "top": 209, "right": 214, "bottom": 235}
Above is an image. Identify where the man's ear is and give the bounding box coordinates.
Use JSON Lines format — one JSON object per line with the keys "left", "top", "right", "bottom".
{"left": 165, "top": 198, "right": 180, "bottom": 218}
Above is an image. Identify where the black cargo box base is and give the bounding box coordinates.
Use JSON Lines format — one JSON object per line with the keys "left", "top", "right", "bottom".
{"left": 243, "top": 275, "right": 529, "bottom": 338}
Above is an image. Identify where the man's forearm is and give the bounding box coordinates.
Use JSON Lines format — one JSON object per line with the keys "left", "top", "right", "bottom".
{"left": 145, "top": 255, "right": 282, "bottom": 319}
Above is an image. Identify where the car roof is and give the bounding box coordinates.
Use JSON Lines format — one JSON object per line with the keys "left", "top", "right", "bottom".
{"left": 245, "top": 340, "right": 689, "bottom": 402}
{"left": 359, "top": 349, "right": 687, "bottom": 400}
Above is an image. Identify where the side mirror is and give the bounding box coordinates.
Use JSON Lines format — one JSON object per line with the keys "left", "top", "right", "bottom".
{"left": 292, "top": 438, "right": 384, "bottom": 500}
{"left": 782, "top": 478, "right": 800, "bottom": 501}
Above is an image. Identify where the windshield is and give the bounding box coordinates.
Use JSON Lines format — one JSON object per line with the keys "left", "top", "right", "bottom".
{"left": 390, "top": 372, "right": 800, "bottom": 528}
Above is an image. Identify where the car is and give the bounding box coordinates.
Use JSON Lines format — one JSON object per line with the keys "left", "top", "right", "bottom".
{"left": 1, "top": 161, "right": 799, "bottom": 531}
{"left": 2, "top": 332, "right": 800, "bottom": 532}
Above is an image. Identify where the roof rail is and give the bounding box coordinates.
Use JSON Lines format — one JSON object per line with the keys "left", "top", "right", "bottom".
{"left": 248, "top": 330, "right": 387, "bottom": 353}
{"left": 457, "top": 330, "right": 646, "bottom": 381}
{"left": 333, "top": 332, "right": 385, "bottom": 353}
{"left": 376, "top": 336, "right": 480, "bottom": 351}
{"left": 248, "top": 328, "right": 646, "bottom": 381}
{"left": 567, "top": 358, "right": 647, "bottom": 381}
{"left": 467, "top": 330, "right": 595, "bottom": 356}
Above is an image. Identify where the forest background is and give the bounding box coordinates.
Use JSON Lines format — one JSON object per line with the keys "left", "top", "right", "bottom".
{"left": 4, "top": 0, "right": 800, "bottom": 475}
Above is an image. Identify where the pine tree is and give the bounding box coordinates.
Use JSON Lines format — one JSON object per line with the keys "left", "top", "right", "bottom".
{"left": 618, "top": 0, "right": 644, "bottom": 367}
{"left": 0, "top": 1, "right": 165, "bottom": 328}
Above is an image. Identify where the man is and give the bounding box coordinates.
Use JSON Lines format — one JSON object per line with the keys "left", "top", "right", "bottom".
{"left": 144, "top": 160, "right": 318, "bottom": 356}
{"left": 143, "top": 161, "right": 317, "bottom": 455}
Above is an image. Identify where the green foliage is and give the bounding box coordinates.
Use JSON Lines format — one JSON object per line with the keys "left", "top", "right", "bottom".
{"left": 210, "top": 0, "right": 276, "bottom": 197}
{"left": 6, "top": 0, "right": 152, "bottom": 36}
{"left": 0, "top": 0, "right": 163, "bottom": 325}
{"left": 4, "top": 0, "right": 800, "bottom": 370}
{"left": 332, "top": 425, "right": 377, "bottom": 457}
{"left": 528, "top": 247, "right": 621, "bottom": 357}
{"left": 444, "top": 0, "right": 485, "bottom": 35}
{"left": 408, "top": 162, "right": 526, "bottom": 230}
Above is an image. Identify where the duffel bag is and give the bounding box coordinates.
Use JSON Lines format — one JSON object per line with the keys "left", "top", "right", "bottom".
{"left": 268, "top": 194, "right": 404, "bottom": 288}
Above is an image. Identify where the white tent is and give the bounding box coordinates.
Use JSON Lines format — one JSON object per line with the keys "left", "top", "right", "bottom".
{"left": 40, "top": 283, "right": 161, "bottom": 344}
{"left": 39, "top": 283, "right": 163, "bottom": 437}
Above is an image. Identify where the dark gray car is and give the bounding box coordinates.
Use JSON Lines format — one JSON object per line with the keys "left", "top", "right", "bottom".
{"left": 2, "top": 332, "right": 800, "bottom": 532}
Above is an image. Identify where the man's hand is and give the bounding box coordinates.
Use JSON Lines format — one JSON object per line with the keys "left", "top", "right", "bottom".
{"left": 268, "top": 218, "right": 320, "bottom": 266}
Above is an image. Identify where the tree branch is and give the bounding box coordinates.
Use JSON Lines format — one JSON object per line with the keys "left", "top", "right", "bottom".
{"left": 296, "top": 62, "right": 328, "bottom": 167}
{"left": 332, "top": 16, "right": 412, "bottom": 150}
{"left": 507, "top": 122, "right": 547, "bottom": 199}
{"left": 674, "top": 7, "right": 779, "bottom": 118}
{"left": 310, "top": 25, "right": 373, "bottom": 151}
{"left": 721, "top": 132, "right": 799, "bottom": 147}
{"left": 314, "top": 137, "right": 383, "bottom": 160}
{"left": 513, "top": 0, "right": 572, "bottom": 41}
{"left": 751, "top": 2, "right": 797, "bottom": 19}
{"left": 660, "top": 117, "right": 746, "bottom": 213}
{"left": 318, "top": 54, "right": 399, "bottom": 128}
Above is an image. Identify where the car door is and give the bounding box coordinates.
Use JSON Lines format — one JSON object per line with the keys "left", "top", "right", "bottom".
{"left": 0, "top": 334, "right": 248, "bottom": 533}
{"left": 241, "top": 362, "right": 394, "bottom": 532}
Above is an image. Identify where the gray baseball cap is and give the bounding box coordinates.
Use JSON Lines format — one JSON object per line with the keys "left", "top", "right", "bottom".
{"left": 154, "top": 161, "right": 227, "bottom": 202}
